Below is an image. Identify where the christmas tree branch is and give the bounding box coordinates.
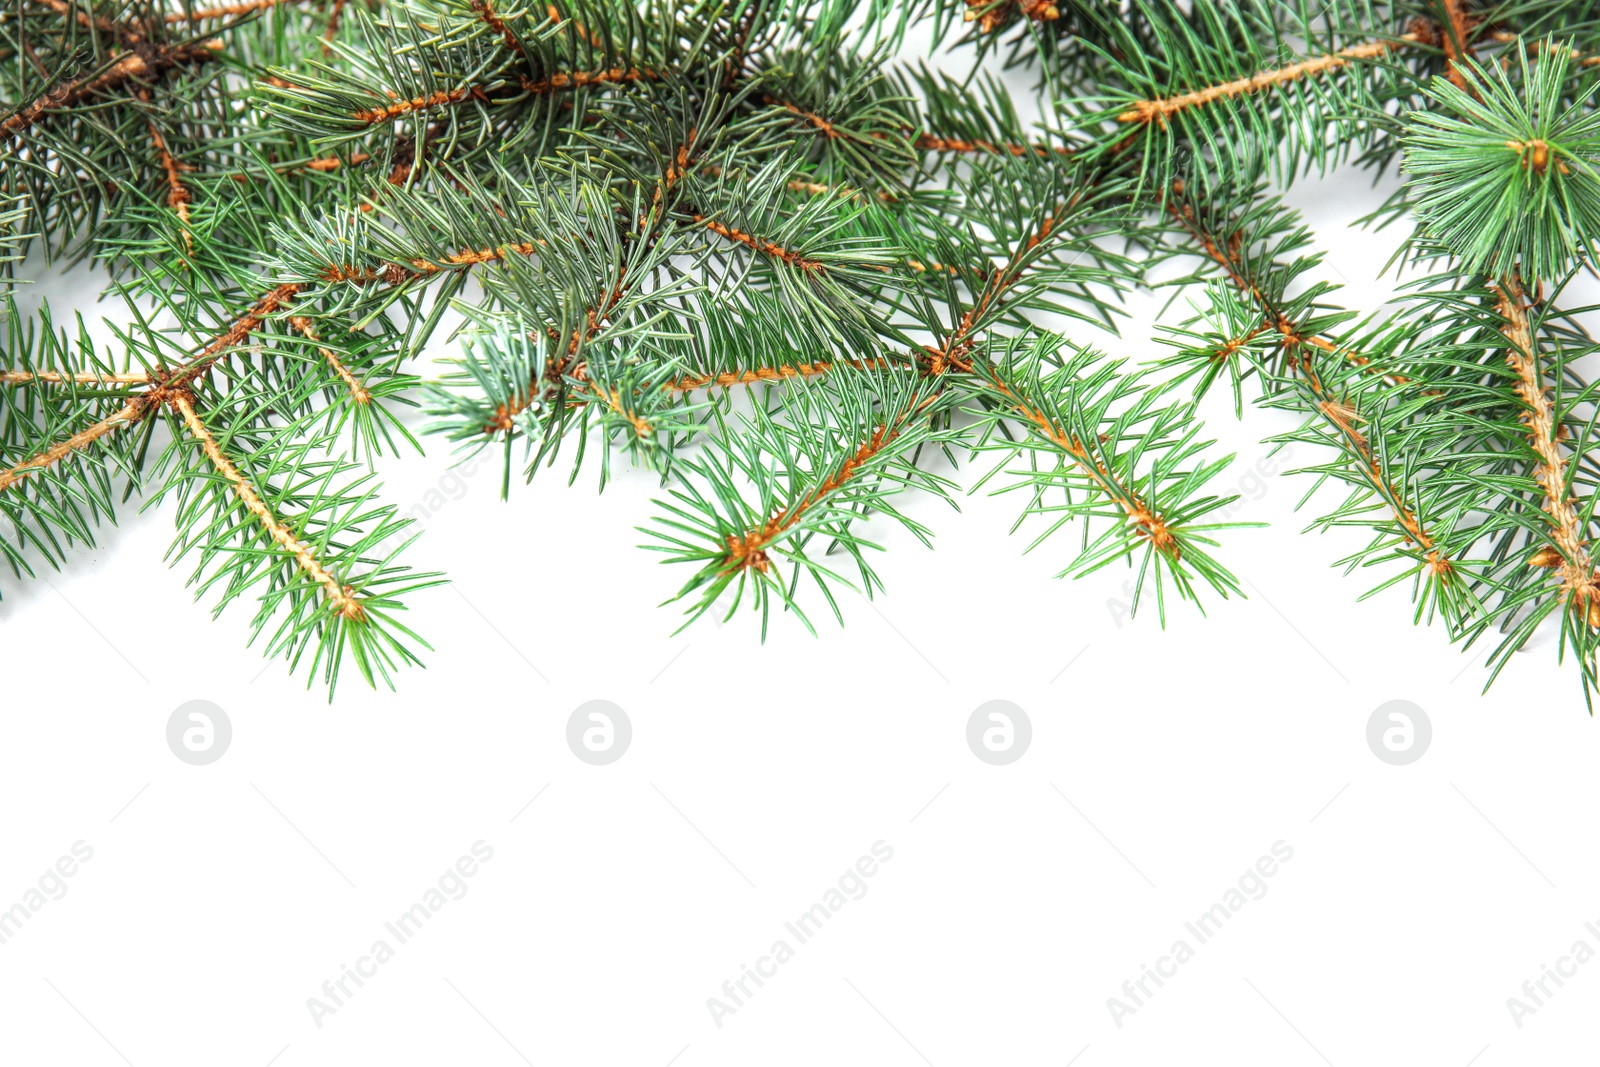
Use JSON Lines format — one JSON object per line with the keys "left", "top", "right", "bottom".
{"left": 1163, "top": 184, "right": 1408, "bottom": 386}
{"left": 1162, "top": 185, "right": 1454, "bottom": 577}
{"left": 666, "top": 357, "right": 891, "bottom": 393}
{"left": 137, "top": 89, "right": 194, "bottom": 251}
{"left": 972, "top": 361, "right": 1180, "bottom": 558}
{"left": 914, "top": 132, "right": 1072, "bottom": 156}
{"left": 169, "top": 390, "right": 367, "bottom": 619}
{"left": 485, "top": 272, "right": 629, "bottom": 431}
{"left": 0, "top": 282, "right": 300, "bottom": 496}
{"left": 1117, "top": 31, "right": 1426, "bottom": 127}
{"left": 693, "top": 214, "right": 827, "bottom": 271}
{"left": 0, "top": 396, "right": 148, "bottom": 494}
{"left": 0, "top": 39, "right": 219, "bottom": 140}
{"left": 1498, "top": 274, "right": 1600, "bottom": 619}
{"left": 8, "top": 0, "right": 1596, "bottom": 696}
{"left": 291, "top": 316, "right": 371, "bottom": 404}
{"left": 0, "top": 369, "right": 150, "bottom": 385}
{"left": 714, "top": 386, "right": 941, "bottom": 577}
{"left": 34, "top": 0, "right": 145, "bottom": 45}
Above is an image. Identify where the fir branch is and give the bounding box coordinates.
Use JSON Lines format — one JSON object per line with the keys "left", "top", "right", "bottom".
{"left": 717, "top": 388, "right": 939, "bottom": 577}
{"left": 1, "top": 282, "right": 300, "bottom": 496}
{"left": 190, "top": 282, "right": 302, "bottom": 364}
{"left": 647, "top": 368, "right": 961, "bottom": 635}
{"left": 169, "top": 390, "right": 366, "bottom": 620}
{"left": 468, "top": 0, "right": 522, "bottom": 53}
{"left": 972, "top": 360, "right": 1178, "bottom": 558}
{"left": 12, "top": 0, "right": 1600, "bottom": 697}
{"left": 1115, "top": 32, "right": 1425, "bottom": 127}
{"left": 717, "top": 438, "right": 894, "bottom": 576}
{"left": 693, "top": 213, "right": 826, "bottom": 270}
{"left": 1163, "top": 183, "right": 1405, "bottom": 385}
{"left": 666, "top": 357, "right": 890, "bottom": 393}
{"left": 291, "top": 316, "right": 371, "bottom": 404}
{"left": 137, "top": 89, "right": 194, "bottom": 252}
{"left": 1162, "top": 183, "right": 1455, "bottom": 578}
{"left": 914, "top": 132, "right": 1071, "bottom": 156}
{"left": 520, "top": 67, "right": 657, "bottom": 93}
{"left": 0, "top": 39, "right": 220, "bottom": 141}
{"left": 1403, "top": 45, "right": 1600, "bottom": 286}
{"left": 350, "top": 86, "right": 487, "bottom": 125}
{"left": 0, "top": 395, "right": 148, "bottom": 494}
{"left": 0, "top": 369, "right": 150, "bottom": 385}
{"left": 1497, "top": 273, "right": 1600, "bottom": 621}
{"left": 33, "top": 0, "right": 146, "bottom": 45}
{"left": 483, "top": 270, "right": 628, "bottom": 431}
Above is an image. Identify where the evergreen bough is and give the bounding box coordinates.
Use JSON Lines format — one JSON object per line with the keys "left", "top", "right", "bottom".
{"left": 5, "top": 0, "right": 1600, "bottom": 703}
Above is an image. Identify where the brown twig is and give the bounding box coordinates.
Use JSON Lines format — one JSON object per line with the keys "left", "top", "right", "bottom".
{"left": 914, "top": 133, "right": 1072, "bottom": 157}
{"left": 351, "top": 65, "right": 655, "bottom": 126}
{"left": 519, "top": 67, "right": 655, "bottom": 93}
{"left": 0, "top": 396, "right": 149, "bottom": 493}
{"left": 190, "top": 283, "right": 301, "bottom": 365}
{"left": 321, "top": 241, "right": 538, "bottom": 285}
{"left": 166, "top": 0, "right": 309, "bottom": 19}
{"left": 695, "top": 214, "right": 826, "bottom": 271}
{"left": 0, "top": 282, "right": 298, "bottom": 494}
{"left": 33, "top": 0, "right": 144, "bottom": 44}
{"left": 1440, "top": 0, "right": 1477, "bottom": 91}
{"left": 1498, "top": 275, "right": 1600, "bottom": 622}
{"left": 0, "top": 41, "right": 219, "bottom": 140}
{"left": 137, "top": 89, "right": 193, "bottom": 253}
{"left": 1162, "top": 184, "right": 1409, "bottom": 386}
{"left": 1488, "top": 32, "right": 1600, "bottom": 68}
{"left": 353, "top": 86, "right": 482, "bottom": 125}
{"left": 764, "top": 96, "right": 841, "bottom": 139}
{"left": 469, "top": 0, "right": 521, "bottom": 53}
{"left": 923, "top": 197, "right": 1077, "bottom": 373}
{"left": 667, "top": 358, "right": 890, "bottom": 393}
{"left": 0, "top": 369, "right": 149, "bottom": 385}
{"left": 979, "top": 369, "right": 1179, "bottom": 556}
{"left": 1118, "top": 33, "right": 1422, "bottom": 126}
{"left": 483, "top": 273, "right": 629, "bottom": 432}
{"left": 943, "top": 198, "right": 1183, "bottom": 557}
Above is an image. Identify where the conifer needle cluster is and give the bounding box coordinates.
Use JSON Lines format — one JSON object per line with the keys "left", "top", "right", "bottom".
{"left": 5, "top": 0, "right": 1600, "bottom": 704}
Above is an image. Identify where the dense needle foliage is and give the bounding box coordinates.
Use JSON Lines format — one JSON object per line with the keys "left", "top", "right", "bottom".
{"left": 5, "top": 0, "right": 1600, "bottom": 703}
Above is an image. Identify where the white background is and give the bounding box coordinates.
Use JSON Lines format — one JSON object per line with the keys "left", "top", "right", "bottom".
{"left": 4, "top": 33, "right": 1600, "bottom": 1067}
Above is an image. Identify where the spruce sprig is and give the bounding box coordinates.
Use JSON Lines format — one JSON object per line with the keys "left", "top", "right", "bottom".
{"left": 8, "top": 0, "right": 1600, "bottom": 703}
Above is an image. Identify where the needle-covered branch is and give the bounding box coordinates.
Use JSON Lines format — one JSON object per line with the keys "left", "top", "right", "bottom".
{"left": 9, "top": 0, "right": 1600, "bottom": 701}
